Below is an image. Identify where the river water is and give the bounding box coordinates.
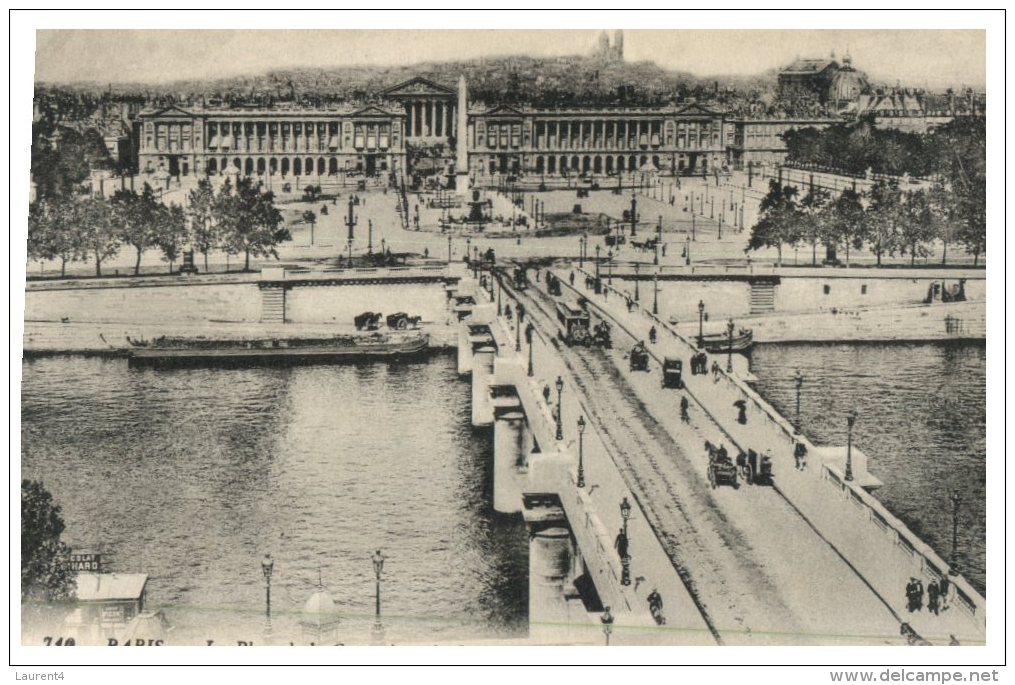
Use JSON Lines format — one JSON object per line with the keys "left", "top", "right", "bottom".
{"left": 747, "top": 341, "right": 986, "bottom": 596}
{"left": 20, "top": 352, "right": 528, "bottom": 645}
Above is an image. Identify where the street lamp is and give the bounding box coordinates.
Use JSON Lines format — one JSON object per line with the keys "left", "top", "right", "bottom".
{"left": 726, "top": 319, "right": 735, "bottom": 373}
{"left": 619, "top": 497, "right": 632, "bottom": 586}
{"left": 526, "top": 323, "right": 535, "bottom": 377}
{"left": 630, "top": 191, "right": 638, "bottom": 236}
{"left": 261, "top": 553, "right": 274, "bottom": 635}
{"left": 949, "top": 491, "right": 961, "bottom": 575}
{"left": 555, "top": 375, "right": 564, "bottom": 441}
{"left": 447, "top": 234, "right": 452, "bottom": 264}
{"left": 576, "top": 415, "right": 586, "bottom": 488}
{"left": 594, "top": 245, "right": 602, "bottom": 294}
{"left": 697, "top": 300, "right": 705, "bottom": 348}
{"left": 845, "top": 410, "right": 857, "bottom": 482}
{"left": 607, "top": 249, "right": 613, "bottom": 285}
{"left": 793, "top": 371, "right": 804, "bottom": 432}
{"left": 634, "top": 262, "right": 640, "bottom": 301}
{"left": 579, "top": 235, "right": 586, "bottom": 268}
{"left": 652, "top": 270, "right": 659, "bottom": 315}
{"left": 372, "top": 549, "right": 385, "bottom": 623}
{"left": 601, "top": 607, "right": 614, "bottom": 646}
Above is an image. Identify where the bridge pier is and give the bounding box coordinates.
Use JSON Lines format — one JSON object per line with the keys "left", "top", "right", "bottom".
{"left": 493, "top": 409, "right": 527, "bottom": 514}
{"left": 471, "top": 345, "right": 496, "bottom": 426}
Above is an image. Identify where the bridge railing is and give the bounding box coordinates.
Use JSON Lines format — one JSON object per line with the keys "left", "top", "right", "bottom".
{"left": 568, "top": 266, "right": 987, "bottom": 635}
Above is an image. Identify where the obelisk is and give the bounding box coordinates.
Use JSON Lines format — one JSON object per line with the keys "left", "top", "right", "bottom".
{"left": 455, "top": 75, "right": 469, "bottom": 196}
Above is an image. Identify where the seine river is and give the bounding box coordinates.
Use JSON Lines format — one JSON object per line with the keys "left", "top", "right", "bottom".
{"left": 21, "top": 352, "right": 528, "bottom": 645}
{"left": 748, "top": 341, "right": 986, "bottom": 596}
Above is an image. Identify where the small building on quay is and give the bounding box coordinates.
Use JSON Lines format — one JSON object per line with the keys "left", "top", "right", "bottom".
{"left": 62, "top": 572, "right": 149, "bottom": 645}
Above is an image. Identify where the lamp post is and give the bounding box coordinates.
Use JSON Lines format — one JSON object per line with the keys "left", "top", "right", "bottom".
{"left": 630, "top": 191, "right": 638, "bottom": 236}
{"left": 526, "top": 323, "right": 535, "bottom": 377}
{"left": 345, "top": 196, "right": 357, "bottom": 262}
{"left": 634, "top": 262, "right": 640, "bottom": 301}
{"left": 697, "top": 300, "right": 705, "bottom": 348}
{"left": 845, "top": 410, "right": 857, "bottom": 482}
{"left": 261, "top": 553, "right": 274, "bottom": 636}
{"left": 685, "top": 235, "right": 691, "bottom": 266}
{"left": 372, "top": 549, "right": 385, "bottom": 624}
{"left": 579, "top": 235, "right": 585, "bottom": 268}
{"left": 466, "top": 236, "right": 472, "bottom": 272}
{"left": 576, "top": 415, "right": 586, "bottom": 488}
{"left": 652, "top": 270, "right": 659, "bottom": 315}
{"left": 447, "top": 234, "right": 452, "bottom": 264}
{"left": 619, "top": 497, "right": 632, "bottom": 586}
{"left": 607, "top": 249, "right": 613, "bottom": 285}
{"left": 601, "top": 607, "right": 614, "bottom": 646}
{"left": 793, "top": 371, "right": 804, "bottom": 432}
{"left": 594, "top": 245, "right": 602, "bottom": 294}
{"left": 726, "top": 319, "right": 735, "bottom": 373}
{"left": 515, "top": 304, "right": 522, "bottom": 352}
{"left": 949, "top": 491, "right": 961, "bottom": 575}
{"left": 554, "top": 375, "right": 564, "bottom": 441}
{"left": 367, "top": 219, "right": 373, "bottom": 255}
{"left": 496, "top": 275, "right": 502, "bottom": 315}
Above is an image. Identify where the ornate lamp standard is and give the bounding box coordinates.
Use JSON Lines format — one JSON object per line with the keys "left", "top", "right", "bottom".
{"left": 466, "top": 236, "right": 472, "bottom": 273}
{"left": 697, "top": 300, "right": 705, "bottom": 348}
{"left": 525, "top": 323, "right": 535, "bottom": 377}
{"left": 601, "top": 607, "right": 614, "bottom": 646}
{"left": 793, "top": 371, "right": 804, "bottom": 432}
{"left": 345, "top": 196, "right": 357, "bottom": 262}
{"left": 576, "top": 415, "right": 586, "bottom": 488}
{"left": 555, "top": 375, "right": 564, "bottom": 441}
{"left": 579, "top": 235, "right": 586, "bottom": 268}
{"left": 515, "top": 302, "right": 523, "bottom": 352}
{"left": 630, "top": 191, "right": 638, "bottom": 237}
{"left": 594, "top": 245, "right": 602, "bottom": 294}
{"left": 845, "top": 410, "right": 857, "bottom": 482}
{"left": 447, "top": 234, "right": 452, "bottom": 264}
{"left": 261, "top": 553, "right": 274, "bottom": 637}
{"left": 371, "top": 549, "right": 385, "bottom": 636}
{"left": 607, "top": 249, "right": 614, "bottom": 285}
{"left": 619, "top": 497, "right": 632, "bottom": 586}
{"left": 949, "top": 491, "right": 961, "bottom": 575}
{"left": 634, "top": 262, "right": 640, "bottom": 301}
{"left": 726, "top": 319, "right": 735, "bottom": 373}
{"left": 652, "top": 269, "right": 659, "bottom": 315}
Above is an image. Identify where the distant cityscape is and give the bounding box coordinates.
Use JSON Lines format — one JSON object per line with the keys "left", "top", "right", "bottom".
{"left": 32, "top": 30, "right": 985, "bottom": 189}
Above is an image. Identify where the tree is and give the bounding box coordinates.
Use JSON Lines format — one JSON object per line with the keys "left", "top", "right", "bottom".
{"left": 864, "top": 179, "right": 902, "bottom": 267}
{"left": 78, "top": 196, "right": 119, "bottom": 276}
{"left": 187, "top": 178, "right": 217, "bottom": 273}
{"left": 897, "top": 189, "right": 937, "bottom": 266}
{"left": 825, "top": 188, "right": 866, "bottom": 268}
{"left": 302, "top": 209, "right": 317, "bottom": 245}
{"left": 216, "top": 177, "right": 289, "bottom": 271}
{"left": 927, "top": 181, "right": 956, "bottom": 266}
{"left": 798, "top": 186, "right": 831, "bottom": 266}
{"left": 746, "top": 180, "right": 801, "bottom": 266}
{"left": 154, "top": 203, "right": 189, "bottom": 274}
{"left": 111, "top": 183, "right": 160, "bottom": 275}
{"left": 22, "top": 480, "right": 76, "bottom": 604}
{"left": 28, "top": 199, "right": 86, "bottom": 277}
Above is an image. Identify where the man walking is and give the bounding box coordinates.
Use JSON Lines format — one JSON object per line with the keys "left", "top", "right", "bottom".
{"left": 927, "top": 579, "right": 941, "bottom": 616}
{"left": 614, "top": 527, "right": 629, "bottom": 562}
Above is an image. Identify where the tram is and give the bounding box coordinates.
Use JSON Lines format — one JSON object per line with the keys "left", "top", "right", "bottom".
{"left": 557, "top": 302, "right": 592, "bottom": 346}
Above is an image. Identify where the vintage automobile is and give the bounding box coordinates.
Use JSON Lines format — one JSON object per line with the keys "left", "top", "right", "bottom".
{"left": 629, "top": 342, "right": 650, "bottom": 372}
{"left": 354, "top": 312, "right": 383, "bottom": 331}
{"left": 661, "top": 357, "right": 683, "bottom": 389}
{"left": 705, "top": 440, "right": 738, "bottom": 489}
{"left": 386, "top": 312, "right": 422, "bottom": 330}
{"left": 737, "top": 449, "right": 774, "bottom": 486}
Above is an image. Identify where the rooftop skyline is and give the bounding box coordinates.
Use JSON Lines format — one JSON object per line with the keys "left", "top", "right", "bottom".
{"left": 34, "top": 29, "right": 985, "bottom": 91}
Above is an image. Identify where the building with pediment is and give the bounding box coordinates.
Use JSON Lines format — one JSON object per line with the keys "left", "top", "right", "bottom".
{"left": 137, "top": 74, "right": 827, "bottom": 183}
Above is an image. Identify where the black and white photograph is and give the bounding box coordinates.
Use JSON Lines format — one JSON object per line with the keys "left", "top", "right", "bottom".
{"left": 11, "top": 9, "right": 1003, "bottom": 679}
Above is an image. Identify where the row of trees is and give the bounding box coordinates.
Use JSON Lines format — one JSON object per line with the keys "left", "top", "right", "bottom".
{"left": 27, "top": 178, "right": 289, "bottom": 277}
{"left": 748, "top": 177, "right": 986, "bottom": 267}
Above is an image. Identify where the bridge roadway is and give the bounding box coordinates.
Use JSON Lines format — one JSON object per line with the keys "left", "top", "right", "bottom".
{"left": 502, "top": 270, "right": 911, "bottom": 646}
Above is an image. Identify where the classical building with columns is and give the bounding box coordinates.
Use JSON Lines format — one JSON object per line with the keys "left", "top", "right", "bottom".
{"left": 136, "top": 75, "right": 833, "bottom": 183}
{"left": 463, "top": 103, "right": 728, "bottom": 178}
{"left": 137, "top": 103, "right": 406, "bottom": 180}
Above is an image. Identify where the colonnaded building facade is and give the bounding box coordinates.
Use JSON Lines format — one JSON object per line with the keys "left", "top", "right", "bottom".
{"left": 136, "top": 76, "right": 832, "bottom": 183}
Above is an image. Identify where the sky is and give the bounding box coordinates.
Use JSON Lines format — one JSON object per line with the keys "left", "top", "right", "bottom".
{"left": 34, "top": 29, "right": 986, "bottom": 91}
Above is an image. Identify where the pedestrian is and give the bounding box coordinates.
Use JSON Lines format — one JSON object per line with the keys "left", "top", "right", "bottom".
{"left": 569, "top": 271, "right": 575, "bottom": 286}
{"left": 794, "top": 442, "right": 808, "bottom": 470}
{"left": 649, "top": 326, "right": 657, "bottom": 344}
{"left": 927, "top": 580, "right": 940, "bottom": 616}
{"left": 423, "top": 247, "right": 429, "bottom": 259}
{"left": 543, "top": 385, "right": 551, "bottom": 403}
{"left": 661, "top": 244, "right": 666, "bottom": 257}
{"left": 680, "top": 395, "right": 690, "bottom": 421}
{"left": 905, "top": 578, "right": 918, "bottom": 612}
{"left": 647, "top": 589, "right": 664, "bottom": 624}
{"left": 614, "top": 528, "right": 629, "bottom": 561}
{"left": 938, "top": 575, "right": 951, "bottom": 611}
{"left": 915, "top": 579, "right": 924, "bottom": 611}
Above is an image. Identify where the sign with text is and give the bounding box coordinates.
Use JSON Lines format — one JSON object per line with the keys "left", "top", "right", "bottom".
{"left": 68, "top": 553, "right": 102, "bottom": 572}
